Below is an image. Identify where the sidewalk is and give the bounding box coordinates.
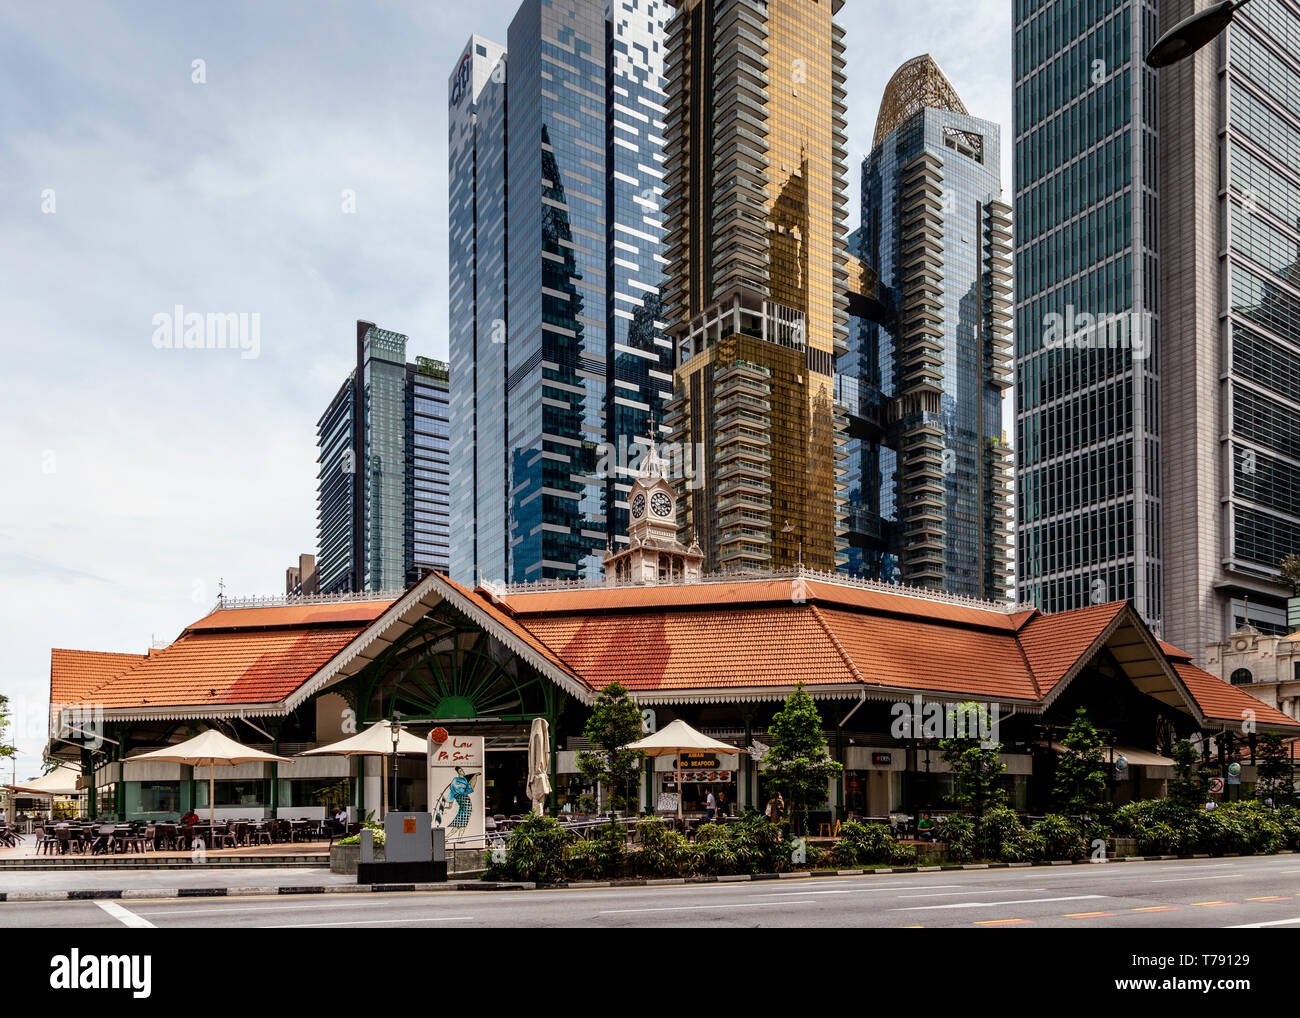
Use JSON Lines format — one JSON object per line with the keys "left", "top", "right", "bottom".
{"left": 0, "top": 865, "right": 350, "bottom": 897}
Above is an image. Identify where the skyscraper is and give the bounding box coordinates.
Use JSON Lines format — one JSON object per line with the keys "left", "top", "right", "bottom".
{"left": 1159, "top": 0, "right": 1300, "bottom": 651}
{"left": 1012, "top": 0, "right": 1163, "bottom": 624}
{"left": 316, "top": 322, "right": 451, "bottom": 594}
{"left": 661, "top": 0, "right": 850, "bottom": 573}
{"left": 842, "top": 55, "right": 1013, "bottom": 600}
{"left": 447, "top": 0, "right": 672, "bottom": 588}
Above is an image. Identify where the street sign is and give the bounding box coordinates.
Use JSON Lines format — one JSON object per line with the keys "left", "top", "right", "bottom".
{"left": 1209, "top": 776, "right": 1225, "bottom": 795}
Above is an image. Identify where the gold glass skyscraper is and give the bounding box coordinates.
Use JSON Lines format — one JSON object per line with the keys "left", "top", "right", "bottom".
{"left": 662, "top": 0, "right": 849, "bottom": 572}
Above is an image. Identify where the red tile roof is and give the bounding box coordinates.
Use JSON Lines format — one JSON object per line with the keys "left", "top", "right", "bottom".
{"left": 54, "top": 574, "right": 1300, "bottom": 734}
{"left": 50, "top": 649, "right": 148, "bottom": 705}
{"left": 1173, "top": 662, "right": 1299, "bottom": 728}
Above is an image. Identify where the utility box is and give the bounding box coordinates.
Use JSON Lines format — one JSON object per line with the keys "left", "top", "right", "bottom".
{"left": 384, "top": 812, "right": 432, "bottom": 863}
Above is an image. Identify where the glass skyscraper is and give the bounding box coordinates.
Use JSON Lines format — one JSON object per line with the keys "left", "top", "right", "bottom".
{"left": 1012, "top": 0, "right": 1163, "bottom": 624}
{"left": 1159, "top": 0, "right": 1300, "bottom": 653}
{"left": 448, "top": 0, "right": 672, "bottom": 587}
{"left": 316, "top": 322, "right": 451, "bottom": 594}
{"left": 842, "top": 55, "right": 1012, "bottom": 600}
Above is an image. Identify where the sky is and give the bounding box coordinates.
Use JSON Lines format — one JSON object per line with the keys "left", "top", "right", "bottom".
{"left": 0, "top": 0, "right": 1012, "bottom": 782}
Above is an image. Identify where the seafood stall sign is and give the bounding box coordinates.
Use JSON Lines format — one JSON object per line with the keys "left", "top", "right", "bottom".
{"left": 429, "top": 734, "right": 485, "bottom": 846}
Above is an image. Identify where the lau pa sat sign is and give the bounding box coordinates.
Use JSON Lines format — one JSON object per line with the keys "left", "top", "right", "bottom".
{"left": 429, "top": 732, "right": 485, "bottom": 847}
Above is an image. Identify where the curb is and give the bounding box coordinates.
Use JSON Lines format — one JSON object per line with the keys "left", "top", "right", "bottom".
{"left": 0, "top": 881, "right": 532, "bottom": 903}
{"left": 0, "top": 847, "right": 1282, "bottom": 902}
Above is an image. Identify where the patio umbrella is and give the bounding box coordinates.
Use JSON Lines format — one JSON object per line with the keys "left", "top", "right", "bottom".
{"left": 300, "top": 721, "right": 427, "bottom": 818}
{"left": 5, "top": 762, "right": 81, "bottom": 797}
{"left": 129, "top": 729, "right": 291, "bottom": 826}
{"left": 526, "top": 718, "right": 551, "bottom": 816}
{"left": 624, "top": 719, "right": 746, "bottom": 820}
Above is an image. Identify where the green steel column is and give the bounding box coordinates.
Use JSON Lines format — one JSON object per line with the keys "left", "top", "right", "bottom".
{"left": 743, "top": 712, "right": 754, "bottom": 811}
{"left": 187, "top": 765, "right": 195, "bottom": 814}
{"left": 645, "top": 756, "right": 654, "bottom": 814}
{"left": 357, "top": 755, "right": 365, "bottom": 818}
{"left": 115, "top": 737, "right": 125, "bottom": 820}
{"left": 835, "top": 724, "right": 845, "bottom": 822}
{"left": 81, "top": 747, "right": 94, "bottom": 820}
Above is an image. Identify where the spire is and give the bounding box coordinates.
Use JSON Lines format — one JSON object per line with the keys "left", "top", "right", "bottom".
{"left": 639, "top": 419, "right": 666, "bottom": 480}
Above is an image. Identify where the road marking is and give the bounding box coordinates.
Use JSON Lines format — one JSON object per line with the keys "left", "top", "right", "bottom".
{"left": 1227, "top": 916, "right": 1300, "bottom": 928}
{"left": 1246, "top": 896, "right": 1290, "bottom": 902}
{"left": 897, "top": 888, "right": 1046, "bottom": 899}
{"left": 894, "top": 895, "right": 1104, "bottom": 912}
{"left": 1133, "top": 906, "right": 1181, "bottom": 913}
{"left": 1190, "top": 901, "right": 1236, "bottom": 907}
{"left": 136, "top": 900, "right": 420, "bottom": 917}
{"left": 94, "top": 900, "right": 155, "bottom": 929}
{"left": 266, "top": 915, "right": 473, "bottom": 928}
{"left": 761, "top": 884, "right": 961, "bottom": 897}
{"left": 1064, "top": 911, "right": 1116, "bottom": 918}
{"left": 975, "top": 918, "right": 1031, "bottom": 926}
{"left": 1151, "top": 874, "right": 1245, "bottom": 883}
{"left": 600, "top": 900, "right": 816, "bottom": 915}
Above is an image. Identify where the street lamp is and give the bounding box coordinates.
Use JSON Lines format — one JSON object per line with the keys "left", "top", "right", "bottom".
{"left": 1145, "top": 0, "right": 1256, "bottom": 68}
{"left": 388, "top": 711, "right": 404, "bottom": 816}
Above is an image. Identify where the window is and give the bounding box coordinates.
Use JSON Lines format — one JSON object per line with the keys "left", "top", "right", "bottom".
{"left": 1231, "top": 668, "right": 1254, "bottom": 686}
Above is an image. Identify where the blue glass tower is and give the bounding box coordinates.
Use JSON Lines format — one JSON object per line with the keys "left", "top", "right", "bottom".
{"left": 448, "top": 0, "right": 670, "bottom": 587}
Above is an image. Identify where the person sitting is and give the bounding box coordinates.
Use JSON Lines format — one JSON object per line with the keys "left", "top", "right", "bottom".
{"left": 916, "top": 812, "right": 937, "bottom": 842}
{"left": 179, "top": 808, "right": 199, "bottom": 827}
{"left": 333, "top": 807, "right": 347, "bottom": 833}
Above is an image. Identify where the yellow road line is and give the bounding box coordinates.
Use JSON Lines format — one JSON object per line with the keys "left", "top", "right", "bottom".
{"left": 1133, "top": 906, "right": 1180, "bottom": 912}
{"left": 975, "top": 918, "right": 1031, "bottom": 926}
{"left": 1190, "top": 901, "right": 1236, "bottom": 907}
{"left": 1064, "top": 911, "right": 1115, "bottom": 918}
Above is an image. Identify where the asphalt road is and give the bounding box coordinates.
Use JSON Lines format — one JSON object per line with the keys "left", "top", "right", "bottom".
{"left": 6, "top": 855, "right": 1300, "bottom": 928}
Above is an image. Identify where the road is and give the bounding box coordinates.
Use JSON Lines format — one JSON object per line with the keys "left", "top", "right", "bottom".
{"left": 5, "top": 854, "right": 1300, "bottom": 928}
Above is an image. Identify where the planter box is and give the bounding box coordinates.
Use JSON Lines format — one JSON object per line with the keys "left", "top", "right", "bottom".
{"left": 1111, "top": 837, "right": 1139, "bottom": 858}
{"left": 330, "top": 843, "right": 384, "bottom": 875}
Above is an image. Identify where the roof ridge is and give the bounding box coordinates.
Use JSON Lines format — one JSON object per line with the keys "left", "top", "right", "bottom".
{"left": 808, "top": 602, "right": 866, "bottom": 685}
{"left": 1011, "top": 621, "right": 1041, "bottom": 698}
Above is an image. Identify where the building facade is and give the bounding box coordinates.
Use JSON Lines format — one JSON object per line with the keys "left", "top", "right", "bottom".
{"left": 1012, "top": 0, "right": 1164, "bottom": 625}
{"left": 447, "top": 1, "right": 674, "bottom": 589}
{"left": 316, "top": 322, "right": 451, "bottom": 594}
{"left": 661, "top": 0, "right": 850, "bottom": 574}
{"left": 842, "top": 56, "right": 1012, "bottom": 600}
{"left": 1159, "top": 0, "right": 1300, "bottom": 655}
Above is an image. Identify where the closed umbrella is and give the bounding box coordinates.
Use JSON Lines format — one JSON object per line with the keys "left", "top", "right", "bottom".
{"left": 526, "top": 718, "right": 551, "bottom": 816}
{"left": 129, "top": 729, "right": 291, "bottom": 826}
{"left": 624, "top": 719, "right": 747, "bottom": 820}
{"left": 301, "top": 721, "right": 428, "bottom": 819}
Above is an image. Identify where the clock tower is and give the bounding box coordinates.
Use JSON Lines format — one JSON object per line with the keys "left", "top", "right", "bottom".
{"left": 603, "top": 438, "right": 703, "bottom": 586}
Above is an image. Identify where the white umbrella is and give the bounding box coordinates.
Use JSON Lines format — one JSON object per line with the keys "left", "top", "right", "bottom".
{"left": 301, "top": 721, "right": 428, "bottom": 819}
{"left": 526, "top": 718, "right": 551, "bottom": 816}
{"left": 624, "top": 719, "right": 747, "bottom": 820}
{"left": 5, "top": 763, "right": 81, "bottom": 797}
{"left": 129, "top": 729, "right": 291, "bottom": 826}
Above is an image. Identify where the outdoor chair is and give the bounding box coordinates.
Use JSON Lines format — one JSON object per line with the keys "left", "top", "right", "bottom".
{"left": 252, "top": 823, "right": 272, "bottom": 846}
{"left": 209, "top": 824, "right": 236, "bottom": 850}
{"left": 35, "top": 826, "right": 58, "bottom": 855}
{"left": 112, "top": 825, "right": 147, "bottom": 854}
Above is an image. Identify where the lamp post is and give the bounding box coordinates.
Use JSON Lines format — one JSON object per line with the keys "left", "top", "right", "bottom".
{"left": 1145, "top": 0, "right": 1256, "bottom": 67}
{"left": 388, "top": 711, "right": 404, "bottom": 816}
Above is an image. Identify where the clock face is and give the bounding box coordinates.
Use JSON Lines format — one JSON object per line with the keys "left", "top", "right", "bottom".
{"left": 651, "top": 492, "right": 673, "bottom": 517}
{"left": 630, "top": 493, "right": 646, "bottom": 518}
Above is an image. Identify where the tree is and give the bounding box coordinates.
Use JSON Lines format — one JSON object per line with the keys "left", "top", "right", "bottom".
{"left": 1168, "top": 738, "right": 1205, "bottom": 810}
{"left": 1255, "top": 732, "right": 1294, "bottom": 806}
{"left": 1051, "top": 707, "right": 1109, "bottom": 815}
{"left": 1279, "top": 553, "right": 1300, "bottom": 595}
{"left": 0, "top": 694, "right": 16, "bottom": 764}
{"left": 939, "top": 702, "right": 1005, "bottom": 847}
{"left": 576, "top": 682, "right": 646, "bottom": 814}
{"left": 762, "top": 684, "right": 842, "bottom": 835}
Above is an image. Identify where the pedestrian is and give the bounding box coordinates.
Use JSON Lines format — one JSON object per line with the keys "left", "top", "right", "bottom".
{"left": 705, "top": 788, "right": 717, "bottom": 822}
{"left": 717, "top": 790, "right": 728, "bottom": 819}
{"left": 765, "top": 792, "right": 784, "bottom": 824}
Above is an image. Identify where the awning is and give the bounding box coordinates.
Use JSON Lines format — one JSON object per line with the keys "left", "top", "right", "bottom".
{"left": 1040, "top": 742, "right": 1174, "bottom": 768}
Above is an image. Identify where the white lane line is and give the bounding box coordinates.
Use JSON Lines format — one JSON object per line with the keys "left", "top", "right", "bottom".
{"left": 897, "top": 888, "right": 1047, "bottom": 899}
{"left": 1226, "top": 917, "right": 1300, "bottom": 928}
{"left": 760, "top": 884, "right": 962, "bottom": 897}
{"left": 600, "top": 900, "right": 816, "bottom": 915}
{"left": 893, "top": 895, "right": 1105, "bottom": 912}
{"left": 1151, "top": 874, "right": 1246, "bottom": 883}
{"left": 136, "top": 900, "right": 410, "bottom": 918}
{"left": 266, "top": 915, "right": 474, "bottom": 928}
{"left": 94, "top": 900, "right": 156, "bottom": 928}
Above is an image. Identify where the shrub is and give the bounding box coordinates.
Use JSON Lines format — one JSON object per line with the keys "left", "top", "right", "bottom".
{"left": 563, "top": 820, "right": 630, "bottom": 880}
{"left": 1029, "top": 814, "right": 1087, "bottom": 861}
{"left": 483, "top": 813, "right": 573, "bottom": 884}
{"left": 831, "top": 821, "right": 906, "bottom": 867}
{"left": 937, "top": 813, "right": 975, "bottom": 863}
{"left": 630, "top": 817, "right": 694, "bottom": 878}
{"left": 337, "top": 821, "right": 385, "bottom": 847}
{"left": 979, "top": 806, "right": 1034, "bottom": 862}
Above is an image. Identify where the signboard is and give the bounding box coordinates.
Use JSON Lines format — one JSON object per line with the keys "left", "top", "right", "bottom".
{"left": 449, "top": 51, "right": 473, "bottom": 108}
{"left": 1228, "top": 762, "right": 1241, "bottom": 786}
{"left": 656, "top": 792, "right": 679, "bottom": 813}
{"left": 676, "top": 753, "right": 719, "bottom": 769}
{"left": 872, "top": 752, "right": 892, "bottom": 766}
{"left": 428, "top": 732, "right": 485, "bottom": 847}
{"left": 1208, "top": 776, "right": 1225, "bottom": 796}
